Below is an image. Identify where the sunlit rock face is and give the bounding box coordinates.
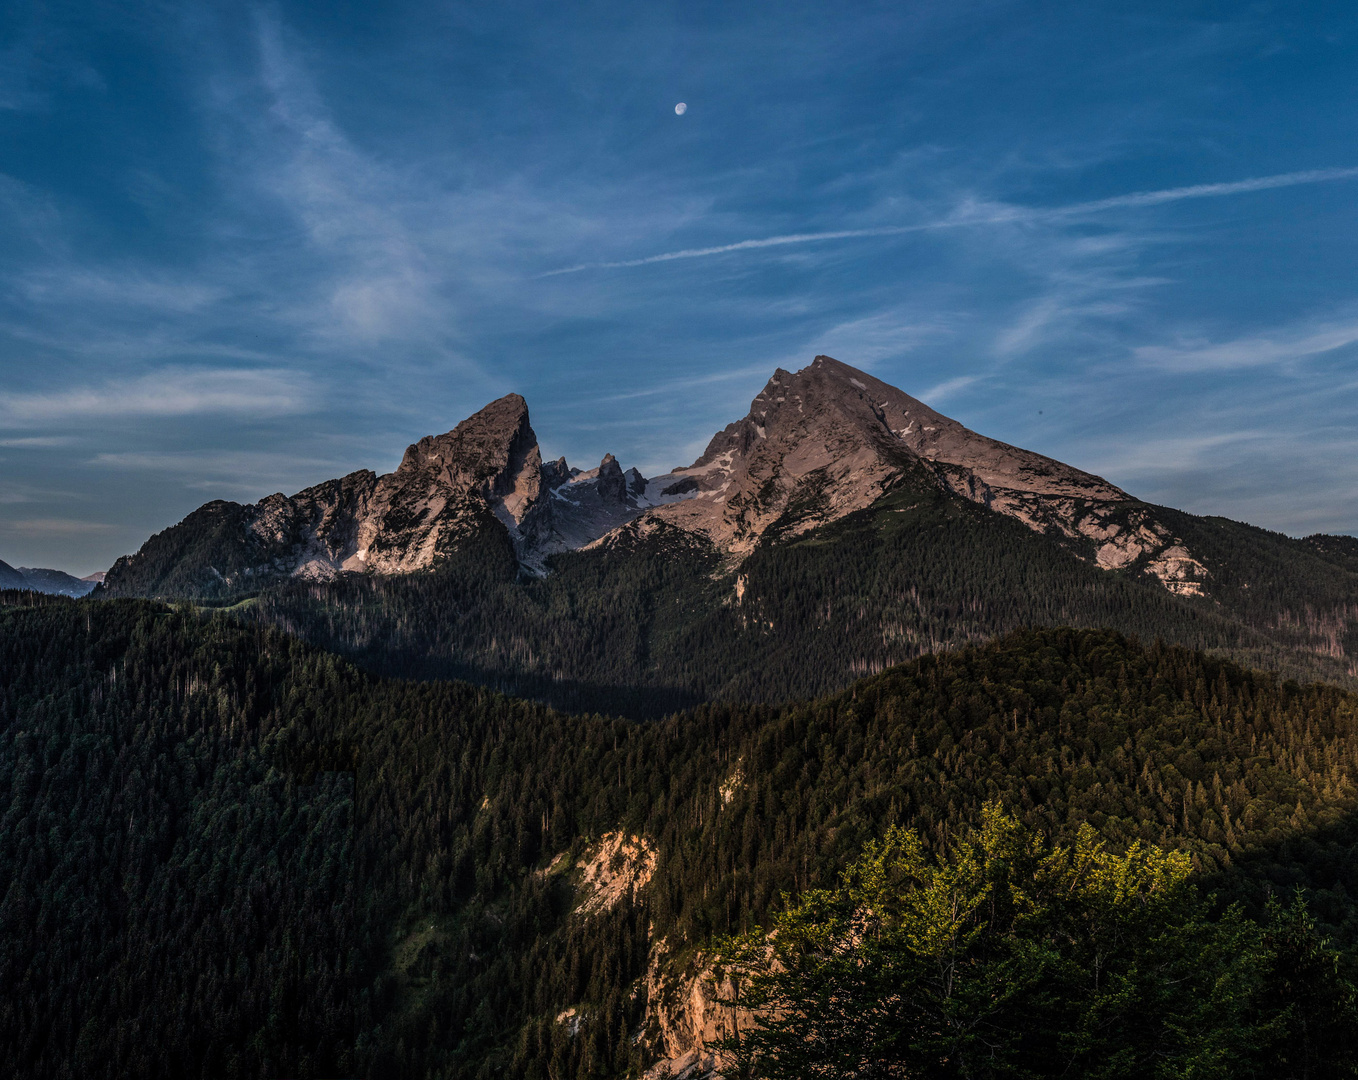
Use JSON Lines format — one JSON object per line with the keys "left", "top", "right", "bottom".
{"left": 625, "top": 356, "right": 1206, "bottom": 592}
{"left": 102, "top": 392, "right": 656, "bottom": 591}
{"left": 221, "top": 392, "right": 551, "bottom": 581}
{"left": 103, "top": 355, "right": 1207, "bottom": 596}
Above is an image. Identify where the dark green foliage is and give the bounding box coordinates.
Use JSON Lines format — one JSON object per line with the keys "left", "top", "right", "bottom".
{"left": 1159, "top": 509, "right": 1358, "bottom": 671}
{"left": 0, "top": 597, "right": 357, "bottom": 1078}
{"left": 1304, "top": 532, "right": 1358, "bottom": 575}
{"left": 254, "top": 520, "right": 719, "bottom": 718}
{"left": 97, "top": 501, "right": 276, "bottom": 600}
{"left": 715, "top": 809, "right": 1356, "bottom": 1079}
{"left": 6, "top": 597, "right": 1358, "bottom": 1076}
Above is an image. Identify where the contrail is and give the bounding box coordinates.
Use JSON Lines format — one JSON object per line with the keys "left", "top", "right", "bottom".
{"left": 539, "top": 225, "right": 944, "bottom": 276}
{"left": 1056, "top": 166, "right": 1358, "bottom": 215}
{"left": 541, "top": 166, "right": 1358, "bottom": 276}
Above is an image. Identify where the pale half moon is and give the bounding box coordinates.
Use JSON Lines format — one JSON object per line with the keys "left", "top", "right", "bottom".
{"left": 674, "top": 102, "right": 687, "bottom": 115}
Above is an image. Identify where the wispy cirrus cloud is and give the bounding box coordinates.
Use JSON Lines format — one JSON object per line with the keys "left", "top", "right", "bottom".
{"left": 0, "top": 368, "right": 315, "bottom": 427}
{"left": 1057, "top": 167, "right": 1358, "bottom": 215}
{"left": 538, "top": 225, "right": 943, "bottom": 277}
{"left": 799, "top": 309, "right": 952, "bottom": 370}
{"left": 15, "top": 268, "right": 225, "bottom": 313}
{"left": 0, "top": 436, "right": 75, "bottom": 448}
{"left": 588, "top": 362, "right": 773, "bottom": 403}
{"left": 0, "top": 517, "right": 117, "bottom": 536}
{"left": 918, "top": 375, "right": 980, "bottom": 403}
{"left": 1080, "top": 431, "right": 1274, "bottom": 478}
{"left": 544, "top": 166, "right": 1358, "bottom": 276}
{"left": 88, "top": 448, "right": 346, "bottom": 499}
{"left": 233, "top": 12, "right": 445, "bottom": 345}
{"left": 1135, "top": 318, "right": 1358, "bottom": 372}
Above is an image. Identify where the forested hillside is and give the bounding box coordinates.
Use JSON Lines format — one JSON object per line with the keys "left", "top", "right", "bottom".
{"left": 4, "top": 591, "right": 1358, "bottom": 1076}
{"left": 246, "top": 482, "right": 1358, "bottom": 718}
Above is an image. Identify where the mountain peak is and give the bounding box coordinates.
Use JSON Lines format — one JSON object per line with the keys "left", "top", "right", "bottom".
{"left": 0, "top": 559, "right": 97, "bottom": 596}
{"left": 597, "top": 453, "right": 627, "bottom": 502}
{"left": 102, "top": 388, "right": 655, "bottom": 592}
{"left": 0, "top": 558, "right": 28, "bottom": 591}
{"left": 398, "top": 393, "right": 535, "bottom": 486}
{"left": 652, "top": 355, "right": 938, "bottom": 551}
{"left": 633, "top": 356, "right": 1205, "bottom": 592}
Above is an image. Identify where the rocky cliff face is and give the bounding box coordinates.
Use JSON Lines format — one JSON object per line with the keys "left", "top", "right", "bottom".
{"left": 104, "top": 355, "right": 1209, "bottom": 598}
{"left": 242, "top": 393, "right": 550, "bottom": 579}
{"left": 633, "top": 356, "right": 1208, "bottom": 594}
{"left": 638, "top": 939, "right": 744, "bottom": 1079}
{"left": 102, "top": 394, "right": 654, "bottom": 593}
{"left": 553, "top": 835, "right": 746, "bottom": 1080}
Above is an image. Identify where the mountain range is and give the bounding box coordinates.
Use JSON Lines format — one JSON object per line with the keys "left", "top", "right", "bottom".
{"left": 97, "top": 356, "right": 1358, "bottom": 712}
{"left": 0, "top": 559, "right": 100, "bottom": 597}
{"left": 103, "top": 356, "right": 1212, "bottom": 592}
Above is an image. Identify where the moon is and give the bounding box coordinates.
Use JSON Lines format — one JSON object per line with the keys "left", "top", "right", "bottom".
{"left": 674, "top": 102, "right": 687, "bottom": 115}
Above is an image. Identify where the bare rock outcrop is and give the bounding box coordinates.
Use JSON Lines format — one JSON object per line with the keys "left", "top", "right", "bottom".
{"left": 573, "top": 832, "right": 657, "bottom": 916}
{"left": 515, "top": 453, "right": 655, "bottom": 570}
{"left": 637, "top": 936, "right": 764, "bottom": 1080}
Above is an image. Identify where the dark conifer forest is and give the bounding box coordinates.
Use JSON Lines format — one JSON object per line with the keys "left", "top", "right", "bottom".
{"left": 5, "top": 588, "right": 1358, "bottom": 1076}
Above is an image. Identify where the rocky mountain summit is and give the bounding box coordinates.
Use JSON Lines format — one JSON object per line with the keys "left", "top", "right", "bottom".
{"left": 637, "top": 356, "right": 1207, "bottom": 593}
{"left": 102, "top": 392, "right": 658, "bottom": 593}
{"left": 102, "top": 356, "right": 1208, "bottom": 598}
{"left": 244, "top": 392, "right": 552, "bottom": 579}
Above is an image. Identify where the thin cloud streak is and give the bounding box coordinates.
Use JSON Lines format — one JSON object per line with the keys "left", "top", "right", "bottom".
{"left": 0, "top": 518, "right": 118, "bottom": 536}
{"left": 0, "top": 368, "right": 315, "bottom": 427}
{"left": 544, "top": 166, "right": 1358, "bottom": 276}
{"left": 90, "top": 449, "right": 339, "bottom": 478}
{"left": 919, "top": 375, "right": 979, "bottom": 403}
{"left": 1136, "top": 318, "right": 1358, "bottom": 371}
{"left": 1061, "top": 167, "right": 1358, "bottom": 215}
{"left": 539, "top": 225, "right": 944, "bottom": 276}
{"left": 585, "top": 362, "right": 773, "bottom": 403}
{"left": 0, "top": 436, "right": 75, "bottom": 448}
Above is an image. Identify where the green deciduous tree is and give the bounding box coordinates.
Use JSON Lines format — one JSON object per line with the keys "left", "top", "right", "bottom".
{"left": 715, "top": 806, "right": 1357, "bottom": 1079}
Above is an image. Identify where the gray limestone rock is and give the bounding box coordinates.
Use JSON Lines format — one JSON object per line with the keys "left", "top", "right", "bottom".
{"left": 596, "top": 454, "right": 627, "bottom": 503}
{"left": 541, "top": 456, "right": 572, "bottom": 489}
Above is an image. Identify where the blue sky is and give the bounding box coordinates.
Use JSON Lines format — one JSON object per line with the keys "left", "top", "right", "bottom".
{"left": 3, "top": 1, "right": 1358, "bottom": 574}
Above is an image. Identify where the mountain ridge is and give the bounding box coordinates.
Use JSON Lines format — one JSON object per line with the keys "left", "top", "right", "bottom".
{"left": 100, "top": 355, "right": 1214, "bottom": 598}
{"left": 0, "top": 558, "right": 98, "bottom": 596}
{"left": 91, "top": 354, "right": 1358, "bottom": 709}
